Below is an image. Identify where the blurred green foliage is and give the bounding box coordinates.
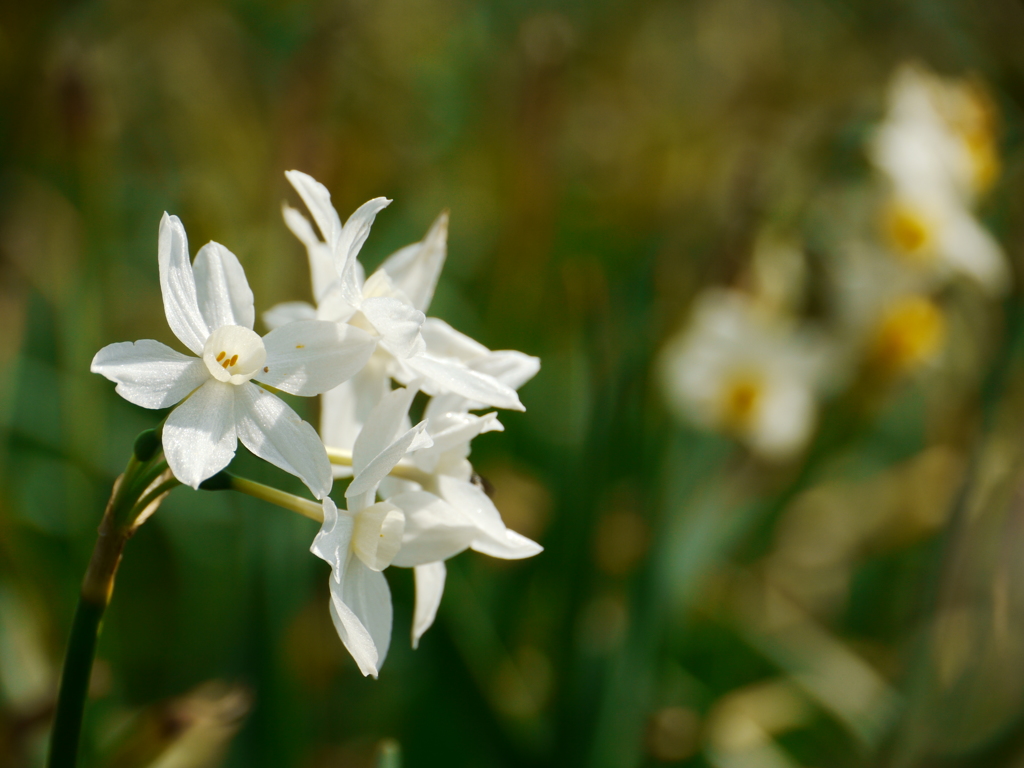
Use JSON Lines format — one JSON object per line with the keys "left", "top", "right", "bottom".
{"left": 6, "top": 1, "right": 1024, "bottom": 766}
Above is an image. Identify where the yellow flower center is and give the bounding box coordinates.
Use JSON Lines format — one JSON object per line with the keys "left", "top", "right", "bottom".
{"left": 720, "top": 375, "right": 763, "bottom": 431}
{"left": 883, "top": 204, "right": 934, "bottom": 262}
{"left": 868, "top": 296, "right": 945, "bottom": 374}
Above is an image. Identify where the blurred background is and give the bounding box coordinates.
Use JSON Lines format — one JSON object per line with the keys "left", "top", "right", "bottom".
{"left": 6, "top": 0, "right": 1024, "bottom": 766}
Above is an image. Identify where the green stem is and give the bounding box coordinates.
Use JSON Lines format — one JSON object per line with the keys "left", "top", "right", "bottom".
{"left": 47, "top": 598, "right": 105, "bottom": 767}
{"left": 48, "top": 450, "right": 171, "bottom": 768}
{"left": 229, "top": 475, "right": 324, "bottom": 523}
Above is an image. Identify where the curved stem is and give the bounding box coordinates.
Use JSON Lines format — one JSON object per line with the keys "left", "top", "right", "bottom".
{"left": 48, "top": 452, "right": 171, "bottom": 768}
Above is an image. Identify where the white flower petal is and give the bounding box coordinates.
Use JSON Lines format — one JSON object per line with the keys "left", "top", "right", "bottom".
{"left": 336, "top": 197, "right": 392, "bottom": 294}
{"left": 352, "top": 501, "right": 405, "bottom": 571}
{"left": 235, "top": 382, "right": 332, "bottom": 499}
{"left": 311, "top": 499, "right": 386, "bottom": 677}
{"left": 163, "top": 379, "right": 238, "bottom": 489}
{"left": 328, "top": 597, "right": 379, "bottom": 677}
{"left": 420, "top": 318, "right": 490, "bottom": 362}
{"left": 321, "top": 362, "right": 390, "bottom": 448}
{"left": 283, "top": 203, "right": 338, "bottom": 303}
{"left": 471, "top": 350, "right": 541, "bottom": 392}
{"left": 389, "top": 491, "right": 476, "bottom": 568}
{"left": 262, "top": 301, "right": 318, "bottom": 331}
{"left": 310, "top": 497, "right": 355, "bottom": 582}
{"left": 331, "top": 557, "right": 393, "bottom": 678}
{"left": 314, "top": 281, "right": 360, "bottom": 324}
{"left": 285, "top": 170, "right": 343, "bottom": 252}
{"left": 471, "top": 528, "right": 545, "bottom": 560}
{"left": 438, "top": 476, "right": 543, "bottom": 560}
{"left": 193, "top": 241, "right": 255, "bottom": 331}
{"left": 423, "top": 391, "right": 475, "bottom": 420}
{"left": 91, "top": 340, "right": 208, "bottom": 409}
{"left": 347, "top": 421, "right": 431, "bottom": 501}
{"left": 748, "top": 375, "right": 815, "bottom": 460}
{"left": 380, "top": 211, "right": 448, "bottom": 312}
{"left": 360, "top": 296, "right": 426, "bottom": 359}
{"left": 938, "top": 210, "right": 1010, "bottom": 295}
{"left": 404, "top": 355, "right": 524, "bottom": 411}
{"left": 414, "top": 412, "right": 503, "bottom": 473}
{"left": 158, "top": 213, "right": 209, "bottom": 354}
{"left": 259, "top": 320, "right": 376, "bottom": 396}
{"left": 321, "top": 363, "right": 391, "bottom": 477}
{"left": 412, "top": 561, "right": 446, "bottom": 649}
{"left": 427, "top": 412, "right": 503, "bottom": 454}
{"left": 351, "top": 386, "right": 419, "bottom": 475}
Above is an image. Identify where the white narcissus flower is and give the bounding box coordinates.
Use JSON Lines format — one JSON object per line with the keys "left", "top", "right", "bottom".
{"left": 874, "top": 187, "right": 1008, "bottom": 295}
{"left": 380, "top": 367, "right": 542, "bottom": 648}
{"left": 309, "top": 386, "right": 462, "bottom": 677}
{"left": 312, "top": 382, "right": 543, "bottom": 671}
{"left": 871, "top": 63, "right": 998, "bottom": 205}
{"left": 91, "top": 213, "right": 376, "bottom": 497}
{"left": 869, "top": 63, "right": 1009, "bottom": 294}
{"left": 830, "top": 242, "right": 946, "bottom": 376}
{"left": 264, "top": 171, "right": 527, "bottom": 460}
{"left": 659, "top": 289, "right": 827, "bottom": 461}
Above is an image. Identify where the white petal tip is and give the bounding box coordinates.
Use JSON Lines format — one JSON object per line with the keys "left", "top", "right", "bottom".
{"left": 503, "top": 395, "right": 526, "bottom": 412}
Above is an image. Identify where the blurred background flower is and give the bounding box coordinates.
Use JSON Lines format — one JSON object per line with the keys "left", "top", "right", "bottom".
{"left": 5, "top": 1, "right": 1024, "bottom": 767}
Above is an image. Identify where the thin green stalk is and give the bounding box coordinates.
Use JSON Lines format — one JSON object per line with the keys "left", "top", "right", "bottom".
{"left": 47, "top": 448, "right": 169, "bottom": 768}
{"left": 227, "top": 475, "right": 324, "bottom": 522}
{"left": 47, "top": 597, "right": 105, "bottom": 767}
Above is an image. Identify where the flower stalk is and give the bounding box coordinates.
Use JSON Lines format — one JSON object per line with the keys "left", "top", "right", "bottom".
{"left": 47, "top": 442, "right": 175, "bottom": 768}
{"left": 222, "top": 474, "right": 325, "bottom": 523}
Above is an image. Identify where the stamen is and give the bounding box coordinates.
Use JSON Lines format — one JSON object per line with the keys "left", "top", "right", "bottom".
{"left": 221, "top": 359, "right": 230, "bottom": 368}
{"left": 216, "top": 351, "right": 226, "bottom": 362}
{"left": 229, "top": 354, "right": 238, "bottom": 367}
{"left": 295, "top": 344, "right": 305, "bottom": 349}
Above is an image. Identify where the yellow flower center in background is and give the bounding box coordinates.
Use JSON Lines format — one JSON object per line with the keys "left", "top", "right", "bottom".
{"left": 721, "top": 375, "right": 763, "bottom": 431}
{"left": 883, "top": 204, "right": 934, "bottom": 262}
{"left": 868, "top": 295, "right": 945, "bottom": 375}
